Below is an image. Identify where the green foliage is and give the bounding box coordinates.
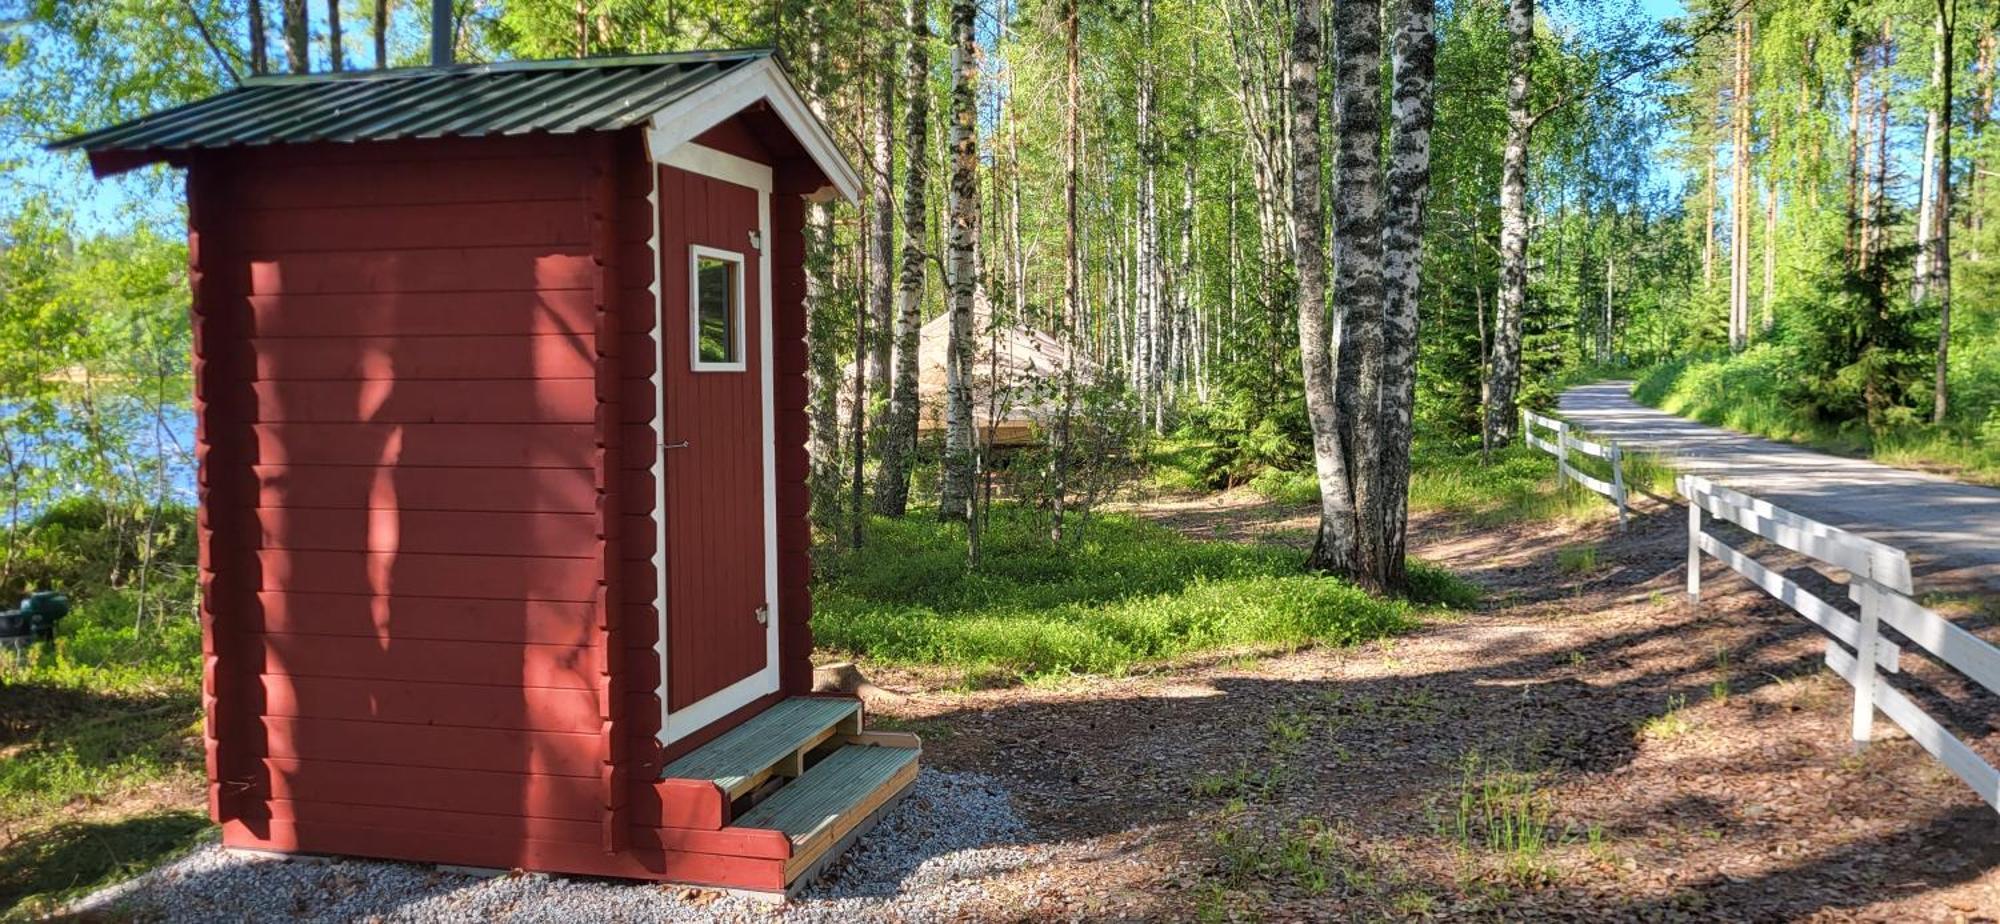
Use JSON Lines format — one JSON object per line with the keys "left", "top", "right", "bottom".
{"left": 1634, "top": 234, "right": 2000, "bottom": 483}
{"left": 0, "top": 493, "right": 203, "bottom": 918}
{"left": 812, "top": 505, "right": 1441, "bottom": 682}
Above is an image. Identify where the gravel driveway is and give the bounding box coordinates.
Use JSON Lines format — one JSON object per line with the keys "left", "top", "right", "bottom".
{"left": 1560, "top": 380, "right": 2000, "bottom": 593}
{"left": 68, "top": 770, "right": 1033, "bottom": 923}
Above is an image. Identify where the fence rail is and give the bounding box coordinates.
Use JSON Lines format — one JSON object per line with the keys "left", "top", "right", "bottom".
{"left": 1679, "top": 474, "right": 2000, "bottom": 814}
{"left": 1521, "top": 409, "right": 1628, "bottom": 527}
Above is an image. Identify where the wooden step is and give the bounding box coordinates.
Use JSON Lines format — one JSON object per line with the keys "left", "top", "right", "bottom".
{"left": 660, "top": 697, "right": 861, "bottom": 800}
{"left": 734, "top": 742, "right": 921, "bottom": 887}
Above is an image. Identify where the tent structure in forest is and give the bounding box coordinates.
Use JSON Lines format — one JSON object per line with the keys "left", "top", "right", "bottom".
{"left": 860, "top": 297, "right": 1089, "bottom": 449}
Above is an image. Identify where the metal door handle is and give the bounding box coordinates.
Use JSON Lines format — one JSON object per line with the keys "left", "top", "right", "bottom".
{"left": 663, "top": 440, "right": 690, "bottom": 450}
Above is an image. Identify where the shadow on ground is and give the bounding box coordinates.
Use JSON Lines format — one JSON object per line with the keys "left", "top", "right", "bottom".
{"left": 3, "top": 811, "right": 210, "bottom": 919}
{"left": 889, "top": 500, "right": 2000, "bottom": 919}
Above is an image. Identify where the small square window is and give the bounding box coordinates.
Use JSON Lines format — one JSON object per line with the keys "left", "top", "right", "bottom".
{"left": 691, "top": 248, "right": 743, "bottom": 369}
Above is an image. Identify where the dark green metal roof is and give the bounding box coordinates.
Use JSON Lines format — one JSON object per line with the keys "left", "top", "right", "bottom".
{"left": 50, "top": 49, "right": 768, "bottom": 156}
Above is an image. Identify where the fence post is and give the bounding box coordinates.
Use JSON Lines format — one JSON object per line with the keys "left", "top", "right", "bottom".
{"left": 1609, "top": 442, "right": 1628, "bottom": 531}
{"left": 1554, "top": 419, "right": 1570, "bottom": 491}
{"left": 1684, "top": 477, "right": 1701, "bottom": 603}
{"left": 1849, "top": 582, "right": 1884, "bottom": 748}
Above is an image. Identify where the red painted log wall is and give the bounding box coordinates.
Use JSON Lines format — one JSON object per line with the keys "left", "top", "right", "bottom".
{"left": 191, "top": 124, "right": 819, "bottom": 880}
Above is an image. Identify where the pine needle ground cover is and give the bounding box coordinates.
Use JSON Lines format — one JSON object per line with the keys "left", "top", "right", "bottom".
{"left": 812, "top": 506, "right": 1475, "bottom": 684}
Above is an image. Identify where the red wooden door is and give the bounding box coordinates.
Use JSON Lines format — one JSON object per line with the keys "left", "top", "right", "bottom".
{"left": 659, "top": 163, "right": 771, "bottom": 718}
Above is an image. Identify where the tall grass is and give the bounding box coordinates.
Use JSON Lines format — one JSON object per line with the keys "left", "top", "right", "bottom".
{"left": 1407, "top": 441, "right": 1672, "bottom": 526}
{"left": 813, "top": 506, "right": 1474, "bottom": 682}
{"left": 1636, "top": 351, "right": 2000, "bottom": 485}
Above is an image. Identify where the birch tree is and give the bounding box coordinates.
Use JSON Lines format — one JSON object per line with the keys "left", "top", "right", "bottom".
{"left": 939, "top": 0, "right": 980, "bottom": 524}
{"left": 1049, "top": 0, "right": 1081, "bottom": 543}
{"left": 873, "top": 0, "right": 929, "bottom": 517}
{"left": 1727, "top": 12, "right": 1751, "bottom": 350}
{"left": 1376, "top": 0, "right": 1437, "bottom": 592}
{"left": 1484, "top": 0, "right": 1533, "bottom": 448}
{"left": 1293, "top": 0, "right": 1359, "bottom": 576}
{"left": 868, "top": 22, "right": 896, "bottom": 412}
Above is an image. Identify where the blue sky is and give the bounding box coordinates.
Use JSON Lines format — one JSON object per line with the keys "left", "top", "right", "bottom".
{"left": 10, "top": 0, "right": 1695, "bottom": 238}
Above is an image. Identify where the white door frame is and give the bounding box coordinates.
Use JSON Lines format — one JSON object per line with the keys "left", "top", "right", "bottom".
{"left": 645, "top": 138, "right": 779, "bottom": 746}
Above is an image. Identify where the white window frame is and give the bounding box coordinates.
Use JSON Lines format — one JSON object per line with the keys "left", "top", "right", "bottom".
{"left": 687, "top": 244, "right": 747, "bottom": 373}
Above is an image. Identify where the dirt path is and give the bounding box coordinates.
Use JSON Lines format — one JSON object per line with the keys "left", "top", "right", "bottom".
{"left": 862, "top": 493, "right": 2000, "bottom": 921}
{"left": 1561, "top": 380, "right": 2000, "bottom": 594}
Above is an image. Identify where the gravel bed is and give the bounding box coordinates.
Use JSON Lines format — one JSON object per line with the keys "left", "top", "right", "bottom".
{"left": 69, "top": 770, "right": 1032, "bottom": 923}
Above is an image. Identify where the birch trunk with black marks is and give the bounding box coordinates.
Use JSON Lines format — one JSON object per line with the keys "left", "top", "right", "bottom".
{"left": 869, "top": 42, "right": 896, "bottom": 408}
{"left": 939, "top": 0, "right": 979, "bottom": 524}
{"left": 1484, "top": 0, "right": 1532, "bottom": 449}
{"left": 1293, "top": 0, "right": 1357, "bottom": 576}
{"left": 874, "top": 0, "right": 930, "bottom": 517}
{"left": 1137, "top": 0, "right": 1163, "bottom": 433}
{"left": 1375, "top": 0, "right": 1436, "bottom": 593}
{"left": 803, "top": 9, "right": 843, "bottom": 528}
{"left": 1333, "top": 0, "right": 1388, "bottom": 588}
{"left": 1050, "top": 0, "right": 1081, "bottom": 544}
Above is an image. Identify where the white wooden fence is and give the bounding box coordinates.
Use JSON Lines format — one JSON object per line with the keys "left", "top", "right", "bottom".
{"left": 1680, "top": 474, "right": 2000, "bottom": 814}
{"left": 1521, "top": 409, "right": 1628, "bottom": 528}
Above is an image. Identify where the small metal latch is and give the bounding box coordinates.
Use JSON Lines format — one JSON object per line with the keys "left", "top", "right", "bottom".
{"left": 755, "top": 605, "right": 769, "bottom": 625}
{"left": 663, "top": 440, "right": 690, "bottom": 450}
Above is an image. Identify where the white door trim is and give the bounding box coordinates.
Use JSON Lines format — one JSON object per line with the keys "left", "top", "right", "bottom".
{"left": 646, "top": 139, "right": 781, "bottom": 747}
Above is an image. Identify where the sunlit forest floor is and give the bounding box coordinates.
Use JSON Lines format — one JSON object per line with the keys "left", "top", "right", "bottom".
{"left": 859, "top": 489, "right": 2000, "bottom": 920}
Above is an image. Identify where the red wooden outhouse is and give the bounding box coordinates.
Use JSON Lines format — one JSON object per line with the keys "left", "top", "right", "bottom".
{"left": 54, "top": 50, "right": 917, "bottom": 896}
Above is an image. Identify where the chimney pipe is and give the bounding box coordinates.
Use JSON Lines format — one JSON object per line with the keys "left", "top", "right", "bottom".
{"left": 430, "top": 0, "right": 453, "bottom": 66}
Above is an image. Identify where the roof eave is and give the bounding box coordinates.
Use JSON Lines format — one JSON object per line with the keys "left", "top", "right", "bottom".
{"left": 644, "top": 57, "right": 862, "bottom": 204}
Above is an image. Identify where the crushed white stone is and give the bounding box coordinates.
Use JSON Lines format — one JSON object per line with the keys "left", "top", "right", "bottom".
{"left": 69, "top": 770, "right": 1032, "bottom": 923}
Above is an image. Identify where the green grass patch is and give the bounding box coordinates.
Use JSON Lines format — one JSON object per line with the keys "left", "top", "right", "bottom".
{"left": 1245, "top": 467, "right": 1319, "bottom": 506}
{"left": 0, "top": 584, "right": 207, "bottom": 919}
{"left": 814, "top": 506, "right": 1470, "bottom": 683}
{"left": 1555, "top": 545, "right": 1600, "bottom": 574}
{"left": 1408, "top": 440, "right": 1670, "bottom": 526}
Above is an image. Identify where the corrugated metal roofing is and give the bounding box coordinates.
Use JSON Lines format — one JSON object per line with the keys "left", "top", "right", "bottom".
{"left": 49, "top": 49, "right": 768, "bottom": 154}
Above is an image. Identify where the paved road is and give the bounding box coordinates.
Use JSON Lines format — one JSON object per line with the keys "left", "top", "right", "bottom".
{"left": 1559, "top": 381, "right": 2000, "bottom": 594}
